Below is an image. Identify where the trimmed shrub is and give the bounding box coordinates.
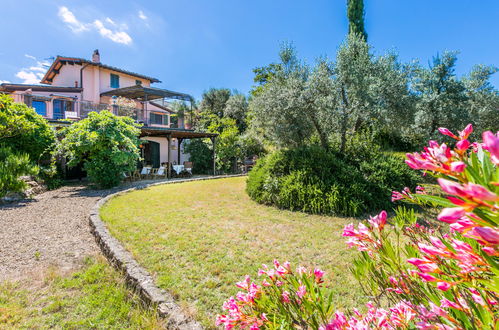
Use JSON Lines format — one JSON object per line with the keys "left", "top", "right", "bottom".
{"left": 184, "top": 139, "right": 213, "bottom": 174}
{"left": 246, "top": 146, "right": 419, "bottom": 216}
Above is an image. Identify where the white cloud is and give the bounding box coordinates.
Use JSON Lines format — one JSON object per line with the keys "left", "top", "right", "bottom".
{"left": 138, "top": 10, "right": 147, "bottom": 20}
{"left": 57, "top": 6, "right": 132, "bottom": 45}
{"left": 29, "top": 66, "right": 47, "bottom": 72}
{"left": 15, "top": 70, "right": 40, "bottom": 84}
{"left": 105, "top": 17, "right": 116, "bottom": 26}
{"left": 0, "top": 80, "right": 10, "bottom": 84}
{"left": 93, "top": 20, "right": 132, "bottom": 45}
{"left": 58, "top": 6, "right": 89, "bottom": 32}
{"left": 14, "top": 55, "right": 50, "bottom": 84}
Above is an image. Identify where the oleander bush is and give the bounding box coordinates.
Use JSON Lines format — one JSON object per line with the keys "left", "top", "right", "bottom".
{"left": 246, "top": 145, "right": 419, "bottom": 216}
{"left": 218, "top": 124, "right": 499, "bottom": 329}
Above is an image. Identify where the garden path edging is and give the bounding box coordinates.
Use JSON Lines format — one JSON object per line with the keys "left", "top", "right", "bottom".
{"left": 89, "top": 174, "right": 245, "bottom": 329}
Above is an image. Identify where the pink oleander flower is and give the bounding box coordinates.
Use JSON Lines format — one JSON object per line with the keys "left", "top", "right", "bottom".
{"left": 450, "top": 161, "right": 466, "bottom": 172}
{"left": 436, "top": 281, "right": 452, "bottom": 291}
{"left": 465, "top": 183, "right": 499, "bottom": 201}
{"left": 281, "top": 291, "right": 290, "bottom": 303}
{"left": 438, "top": 179, "right": 499, "bottom": 204}
{"left": 368, "top": 210, "right": 387, "bottom": 231}
{"left": 406, "top": 152, "right": 439, "bottom": 171}
{"left": 407, "top": 257, "right": 439, "bottom": 274}
{"left": 482, "top": 246, "right": 497, "bottom": 256}
{"left": 438, "top": 178, "right": 467, "bottom": 197}
{"left": 469, "top": 288, "right": 486, "bottom": 306}
{"left": 417, "top": 272, "right": 438, "bottom": 282}
{"left": 392, "top": 190, "right": 406, "bottom": 202}
{"left": 416, "top": 185, "right": 426, "bottom": 194}
{"left": 449, "top": 217, "right": 475, "bottom": 233}
{"left": 429, "top": 302, "right": 448, "bottom": 317}
{"left": 320, "top": 311, "right": 347, "bottom": 329}
{"left": 482, "top": 131, "right": 499, "bottom": 165}
{"left": 438, "top": 127, "right": 458, "bottom": 140}
{"left": 314, "top": 268, "right": 325, "bottom": 283}
{"left": 296, "top": 285, "right": 306, "bottom": 298}
{"left": 440, "top": 298, "right": 461, "bottom": 310}
{"left": 437, "top": 207, "right": 466, "bottom": 223}
{"left": 472, "top": 226, "right": 499, "bottom": 245}
{"left": 459, "top": 124, "right": 473, "bottom": 140}
{"left": 389, "top": 301, "right": 416, "bottom": 327}
{"left": 456, "top": 139, "right": 470, "bottom": 151}
{"left": 418, "top": 242, "right": 452, "bottom": 258}
{"left": 236, "top": 275, "right": 252, "bottom": 290}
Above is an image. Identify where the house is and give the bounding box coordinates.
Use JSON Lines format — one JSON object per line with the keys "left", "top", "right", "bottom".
{"left": 0, "top": 50, "right": 217, "bottom": 175}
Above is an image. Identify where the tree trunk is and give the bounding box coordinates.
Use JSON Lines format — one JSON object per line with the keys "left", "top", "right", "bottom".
{"left": 309, "top": 113, "right": 329, "bottom": 151}
{"left": 339, "top": 86, "right": 350, "bottom": 153}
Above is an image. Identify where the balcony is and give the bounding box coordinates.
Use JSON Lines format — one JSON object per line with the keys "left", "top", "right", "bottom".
{"left": 23, "top": 95, "right": 180, "bottom": 128}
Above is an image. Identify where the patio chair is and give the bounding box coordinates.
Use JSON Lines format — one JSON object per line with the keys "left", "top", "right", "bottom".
{"left": 140, "top": 166, "right": 152, "bottom": 179}
{"left": 184, "top": 161, "right": 193, "bottom": 174}
{"left": 153, "top": 166, "right": 167, "bottom": 179}
{"left": 132, "top": 169, "right": 141, "bottom": 181}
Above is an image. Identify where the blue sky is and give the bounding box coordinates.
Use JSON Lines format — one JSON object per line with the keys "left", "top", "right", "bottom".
{"left": 0, "top": 0, "right": 497, "bottom": 100}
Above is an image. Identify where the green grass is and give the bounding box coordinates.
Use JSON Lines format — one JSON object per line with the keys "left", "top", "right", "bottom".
{"left": 0, "top": 257, "right": 163, "bottom": 329}
{"left": 100, "top": 176, "right": 366, "bottom": 328}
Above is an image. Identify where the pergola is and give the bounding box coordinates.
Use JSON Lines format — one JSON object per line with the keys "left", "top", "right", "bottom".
{"left": 140, "top": 127, "right": 218, "bottom": 177}
{"left": 101, "top": 85, "right": 218, "bottom": 177}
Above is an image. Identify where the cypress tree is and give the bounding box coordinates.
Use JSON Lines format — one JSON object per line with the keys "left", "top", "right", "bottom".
{"left": 347, "top": 0, "right": 367, "bottom": 41}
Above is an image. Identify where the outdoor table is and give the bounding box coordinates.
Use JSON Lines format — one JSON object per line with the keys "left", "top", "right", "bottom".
{"left": 172, "top": 164, "right": 184, "bottom": 173}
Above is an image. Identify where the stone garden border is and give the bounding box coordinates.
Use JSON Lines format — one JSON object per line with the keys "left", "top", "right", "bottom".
{"left": 89, "top": 174, "right": 245, "bottom": 329}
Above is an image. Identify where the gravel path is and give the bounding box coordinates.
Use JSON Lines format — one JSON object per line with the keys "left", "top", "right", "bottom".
{"left": 0, "top": 179, "right": 175, "bottom": 282}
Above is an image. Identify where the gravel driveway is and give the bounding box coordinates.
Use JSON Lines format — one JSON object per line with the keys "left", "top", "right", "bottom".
{"left": 0, "top": 180, "right": 173, "bottom": 282}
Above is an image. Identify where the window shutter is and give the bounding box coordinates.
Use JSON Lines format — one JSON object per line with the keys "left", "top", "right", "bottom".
{"left": 110, "top": 74, "right": 120, "bottom": 88}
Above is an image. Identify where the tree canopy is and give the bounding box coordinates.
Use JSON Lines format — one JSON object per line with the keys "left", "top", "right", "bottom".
{"left": 58, "top": 111, "right": 141, "bottom": 188}
{"left": 248, "top": 34, "right": 498, "bottom": 152}
{"left": 0, "top": 94, "right": 55, "bottom": 163}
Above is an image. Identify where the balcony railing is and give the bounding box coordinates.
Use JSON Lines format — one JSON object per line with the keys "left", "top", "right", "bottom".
{"left": 24, "top": 96, "right": 180, "bottom": 128}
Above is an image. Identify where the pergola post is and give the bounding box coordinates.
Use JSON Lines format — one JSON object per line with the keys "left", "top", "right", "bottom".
{"left": 166, "top": 134, "right": 171, "bottom": 178}
{"left": 177, "top": 138, "right": 183, "bottom": 165}
{"left": 211, "top": 136, "right": 216, "bottom": 176}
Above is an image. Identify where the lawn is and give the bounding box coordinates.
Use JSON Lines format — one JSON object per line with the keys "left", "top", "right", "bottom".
{"left": 0, "top": 256, "right": 162, "bottom": 329}
{"left": 100, "top": 176, "right": 367, "bottom": 328}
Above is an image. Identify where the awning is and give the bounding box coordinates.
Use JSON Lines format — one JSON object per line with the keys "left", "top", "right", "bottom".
{"left": 101, "top": 85, "right": 193, "bottom": 102}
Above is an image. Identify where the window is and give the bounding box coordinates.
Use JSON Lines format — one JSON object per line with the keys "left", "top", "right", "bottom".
{"left": 150, "top": 113, "right": 167, "bottom": 125}
{"left": 110, "top": 73, "right": 120, "bottom": 88}
{"left": 135, "top": 80, "right": 142, "bottom": 85}
{"left": 32, "top": 100, "right": 46, "bottom": 116}
{"left": 53, "top": 99, "right": 73, "bottom": 119}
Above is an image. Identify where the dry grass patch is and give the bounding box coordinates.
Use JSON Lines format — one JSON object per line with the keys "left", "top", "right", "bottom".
{"left": 0, "top": 256, "right": 162, "bottom": 329}
{"left": 100, "top": 176, "right": 367, "bottom": 328}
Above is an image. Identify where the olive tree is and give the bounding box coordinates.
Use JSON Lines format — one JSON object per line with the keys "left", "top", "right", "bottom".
{"left": 463, "top": 64, "right": 499, "bottom": 133}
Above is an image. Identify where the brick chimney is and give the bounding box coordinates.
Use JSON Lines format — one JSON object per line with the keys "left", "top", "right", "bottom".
{"left": 92, "top": 49, "right": 100, "bottom": 63}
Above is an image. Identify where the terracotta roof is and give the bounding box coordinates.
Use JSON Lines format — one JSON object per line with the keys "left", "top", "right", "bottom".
{"left": 0, "top": 83, "right": 82, "bottom": 93}
{"left": 40, "top": 56, "right": 161, "bottom": 85}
